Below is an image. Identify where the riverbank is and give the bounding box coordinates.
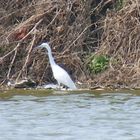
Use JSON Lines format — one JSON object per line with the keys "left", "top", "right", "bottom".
{"left": 0, "top": 0, "right": 140, "bottom": 89}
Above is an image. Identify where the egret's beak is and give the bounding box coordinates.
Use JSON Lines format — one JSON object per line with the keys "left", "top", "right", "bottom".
{"left": 36, "top": 45, "right": 43, "bottom": 50}
{"left": 37, "top": 45, "right": 42, "bottom": 48}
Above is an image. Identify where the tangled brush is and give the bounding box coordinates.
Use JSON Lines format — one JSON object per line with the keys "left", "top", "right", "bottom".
{"left": 0, "top": 0, "right": 92, "bottom": 85}
{"left": 0, "top": 0, "right": 139, "bottom": 88}
{"left": 91, "top": 0, "right": 140, "bottom": 88}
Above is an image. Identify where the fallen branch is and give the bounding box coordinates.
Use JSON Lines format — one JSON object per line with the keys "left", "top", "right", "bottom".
{"left": 16, "top": 32, "right": 36, "bottom": 82}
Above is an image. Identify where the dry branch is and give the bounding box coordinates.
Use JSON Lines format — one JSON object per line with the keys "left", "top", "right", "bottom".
{"left": 0, "top": 0, "right": 140, "bottom": 88}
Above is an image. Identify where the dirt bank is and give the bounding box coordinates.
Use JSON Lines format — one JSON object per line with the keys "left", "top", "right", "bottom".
{"left": 0, "top": 0, "right": 139, "bottom": 89}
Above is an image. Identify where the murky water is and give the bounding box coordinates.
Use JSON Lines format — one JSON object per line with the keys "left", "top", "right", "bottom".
{"left": 0, "top": 89, "right": 140, "bottom": 140}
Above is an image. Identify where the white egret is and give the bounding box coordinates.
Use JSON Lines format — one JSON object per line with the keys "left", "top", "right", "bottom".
{"left": 37, "top": 42, "right": 77, "bottom": 90}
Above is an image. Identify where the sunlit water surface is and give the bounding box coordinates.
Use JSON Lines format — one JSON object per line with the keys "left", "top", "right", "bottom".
{"left": 0, "top": 89, "right": 140, "bottom": 140}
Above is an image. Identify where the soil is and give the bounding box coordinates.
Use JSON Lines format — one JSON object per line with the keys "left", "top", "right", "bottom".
{"left": 0, "top": 0, "right": 139, "bottom": 89}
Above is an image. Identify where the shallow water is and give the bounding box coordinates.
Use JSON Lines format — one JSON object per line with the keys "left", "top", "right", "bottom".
{"left": 0, "top": 89, "right": 140, "bottom": 140}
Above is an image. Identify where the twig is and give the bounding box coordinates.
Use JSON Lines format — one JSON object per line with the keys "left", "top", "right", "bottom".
{"left": 46, "top": 9, "right": 61, "bottom": 29}
{"left": 1, "top": 19, "right": 43, "bottom": 84}
{"left": 62, "top": 24, "right": 93, "bottom": 54}
{"left": 39, "top": 64, "right": 49, "bottom": 84}
{"left": 16, "top": 33, "right": 36, "bottom": 82}
{"left": 7, "top": 45, "right": 18, "bottom": 79}
{"left": 0, "top": 44, "right": 19, "bottom": 60}
{"left": 1, "top": 19, "right": 43, "bottom": 61}
{"left": 15, "top": 19, "right": 43, "bottom": 81}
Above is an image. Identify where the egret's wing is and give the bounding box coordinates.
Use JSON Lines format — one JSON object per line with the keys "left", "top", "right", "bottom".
{"left": 52, "top": 65, "right": 77, "bottom": 89}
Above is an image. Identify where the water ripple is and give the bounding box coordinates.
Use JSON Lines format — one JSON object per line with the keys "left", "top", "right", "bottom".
{"left": 0, "top": 91, "right": 140, "bottom": 140}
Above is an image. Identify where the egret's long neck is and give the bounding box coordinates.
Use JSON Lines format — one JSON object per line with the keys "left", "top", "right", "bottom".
{"left": 48, "top": 50, "right": 56, "bottom": 66}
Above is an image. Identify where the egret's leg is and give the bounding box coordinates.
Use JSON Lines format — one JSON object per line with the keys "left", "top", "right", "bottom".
{"left": 57, "top": 81, "right": 61, "bottom": 89}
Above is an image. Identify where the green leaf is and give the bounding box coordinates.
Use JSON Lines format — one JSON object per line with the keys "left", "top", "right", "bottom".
{"left": 88, "top": 55, "right": 109, "bottom": 74}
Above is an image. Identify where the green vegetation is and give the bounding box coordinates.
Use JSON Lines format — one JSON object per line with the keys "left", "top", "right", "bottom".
{"left": 115, "top": 0, "right": 124, "bottom": 11}
{"left": 0, "top": 0, "right": 140, "bottom": 89}
{"left": 89, "top": 55, "right": 109, "bottom": 74}
{"left": 0, "top": 47, "right": 4, "bottom": 54}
